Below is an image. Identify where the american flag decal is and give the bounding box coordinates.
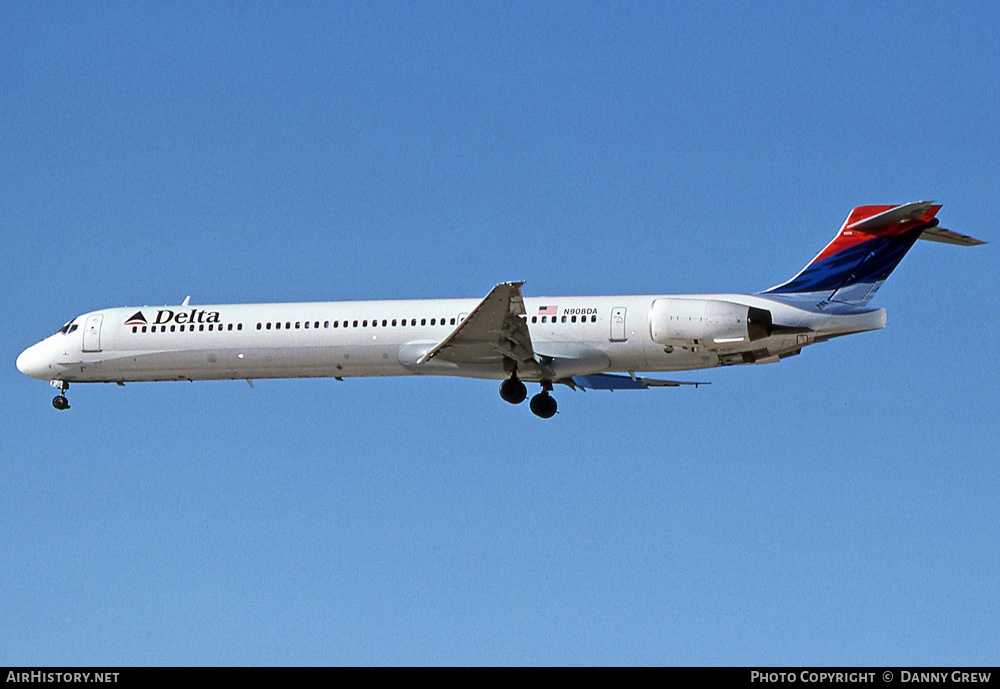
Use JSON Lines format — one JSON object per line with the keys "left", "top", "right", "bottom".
{"left": 538, "top": 305, "right": 558, "bottom": 315}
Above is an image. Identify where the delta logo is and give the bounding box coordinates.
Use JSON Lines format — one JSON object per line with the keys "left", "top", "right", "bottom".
{"left": 124, "top": 309, "right": 221, "bottom": 326}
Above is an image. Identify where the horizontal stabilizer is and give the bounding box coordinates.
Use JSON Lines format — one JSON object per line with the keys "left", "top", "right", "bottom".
{"left": 567, "top": 373, "right": 708, "bottom": 390}
{"left": 918, "top": 226, "right": 985, "bottom": 247}
{"left": 845, "top": 201, "right": 939, "bottom": 233}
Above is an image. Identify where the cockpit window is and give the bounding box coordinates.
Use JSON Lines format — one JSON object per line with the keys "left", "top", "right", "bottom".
{"left": 59, "top": 321, "right": 78, "bottom": 335}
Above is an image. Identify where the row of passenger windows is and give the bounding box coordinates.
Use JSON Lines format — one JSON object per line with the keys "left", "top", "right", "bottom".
{"left": 133, "top": 323, "right": 244, "bottom": 333}
{"left": 257, "top": 317, "right": 460, "bottom": 330}
{"left": 528, "top": 315, "right": 598, "bottom": 324}
{"left": 253, "top": 314, "right": 599, "bottom": 330}
{"left": 132, "top": 314, "right": 600, "bottom": 335}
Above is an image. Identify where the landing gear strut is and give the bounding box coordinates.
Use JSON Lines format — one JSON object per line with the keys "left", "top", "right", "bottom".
{"left": 51, "top": 380, "right": 70, "bottom": 410}
{"left": 499, "top": 376, "right": 528, "bottom": 405}
{"left": 529, "top": 380, "right": 557, "bottom": 419}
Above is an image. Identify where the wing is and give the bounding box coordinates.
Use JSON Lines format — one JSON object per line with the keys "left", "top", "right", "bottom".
{"left": 418, "top": 281, "right": 541, "bottom": 373}
{"left": 564, "top": 373, "right": 709, "bottom": 390}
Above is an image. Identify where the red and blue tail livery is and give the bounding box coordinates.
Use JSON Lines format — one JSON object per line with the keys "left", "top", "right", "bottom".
{"left": 764, "top": 202, "right": 983, "bottom": 307}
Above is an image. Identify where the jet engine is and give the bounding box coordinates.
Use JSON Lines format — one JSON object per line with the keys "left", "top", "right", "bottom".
{"left": 649, "top": 298, "right": 774, "bottom": 350}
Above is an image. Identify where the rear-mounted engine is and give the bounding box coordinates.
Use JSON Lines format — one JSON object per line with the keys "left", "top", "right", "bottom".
{"left": 649, "top": 298, "right": 774, "bottom": 350}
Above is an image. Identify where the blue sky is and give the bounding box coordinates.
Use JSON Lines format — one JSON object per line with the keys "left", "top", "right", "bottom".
{"left": 2, "top": 1, "right": 997, "bottom": 666}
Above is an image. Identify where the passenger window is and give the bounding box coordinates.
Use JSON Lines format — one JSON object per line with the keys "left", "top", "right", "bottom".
{"left": 276, "top": 322, "right": 282, "bottom": 330}
{"left": 142, "top": 326, "right": 147, "bottom": 333}
{"left": 199, "top": 324, "right": 205, "bottom": 331}
{"left": 392, "top": 319, "right": 397, "bottom": 327}
{"left": 132, "top": 326, "right": 137, "bottom": 333}
{"left": 421, "top": 318, "right": 426, "bottom": 326}
{"left": 450, "top": 318, "right": 456, "bottom": 325}
{"left": 531, "top": 316, "right": 537, "bottom": 323}
{"left": 571, "top": 316, "right": 577, "bottom": 323}
{"left": 238, "top": 323, "right": 243, "bottom": 330}
{"left": 266, "top": 323, "right": 271, "bottom": 330}
{"left": 430, "top": 318, "right": 436, "bottom": 326}
{"left": 295, "top": 322, "right": 301, "bottom": 329}
{"left": 285, "top": 322, "right": 290, "bottom": 329}
{"left": 382, "top": 319, "right": 388, "bottom": 327}
{"left": 561, "top": 316, "right": 567, "bottom": 323}
{"left": 171, "top": 325, "right": 177, "bottom": 332}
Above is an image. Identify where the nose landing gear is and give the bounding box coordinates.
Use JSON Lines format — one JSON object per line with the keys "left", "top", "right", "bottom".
{"left": 51, "top": 380, "right": 70, "bottom": 410}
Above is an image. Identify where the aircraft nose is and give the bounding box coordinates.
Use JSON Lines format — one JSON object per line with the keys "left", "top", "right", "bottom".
{"left": 16, "top": 342, "right": 52, "bottom": 380}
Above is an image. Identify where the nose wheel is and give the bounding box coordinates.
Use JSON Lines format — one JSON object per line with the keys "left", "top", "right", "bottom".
{"left": 51, "top": 380, "right": 70, "bottom": 410}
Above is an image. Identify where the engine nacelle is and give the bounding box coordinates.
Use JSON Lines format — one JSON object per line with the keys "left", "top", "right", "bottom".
{"left": 649, "top": 298, "right": 770, "bottom": 350}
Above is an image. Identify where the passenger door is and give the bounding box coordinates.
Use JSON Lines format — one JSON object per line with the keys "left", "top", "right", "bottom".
{"left": 83, "top": 314, "right": 103, "bottom": 352}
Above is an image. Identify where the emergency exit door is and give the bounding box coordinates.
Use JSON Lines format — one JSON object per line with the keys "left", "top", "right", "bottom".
{"left": 610, "top": 307, "right": 627, "bottom": 342}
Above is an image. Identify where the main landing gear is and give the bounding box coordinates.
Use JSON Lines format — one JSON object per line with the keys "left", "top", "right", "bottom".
{"left": 499, "top": 376, "right": 528, "bottom": 405}
{"left": 498, "top": 376, "right": 558, "bottom": 418}
{"left": 529, "top": 388, "right": 557, "bottom": 419}
{"left": 51, "top": 380, "right": 70, "bottom": 410}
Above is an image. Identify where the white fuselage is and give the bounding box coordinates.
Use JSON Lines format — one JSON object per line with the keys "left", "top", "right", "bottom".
{"left": 16, "top": 292, "right": 885, "bottom": 386}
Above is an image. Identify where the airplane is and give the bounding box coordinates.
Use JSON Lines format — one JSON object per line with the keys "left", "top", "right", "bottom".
{"left": 16, "top": 202, "right": 983, "bottom": 417}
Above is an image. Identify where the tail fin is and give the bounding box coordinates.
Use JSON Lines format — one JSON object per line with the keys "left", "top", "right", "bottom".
{"left": 763, "top": 202, "right": 981, "bottom": 307}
